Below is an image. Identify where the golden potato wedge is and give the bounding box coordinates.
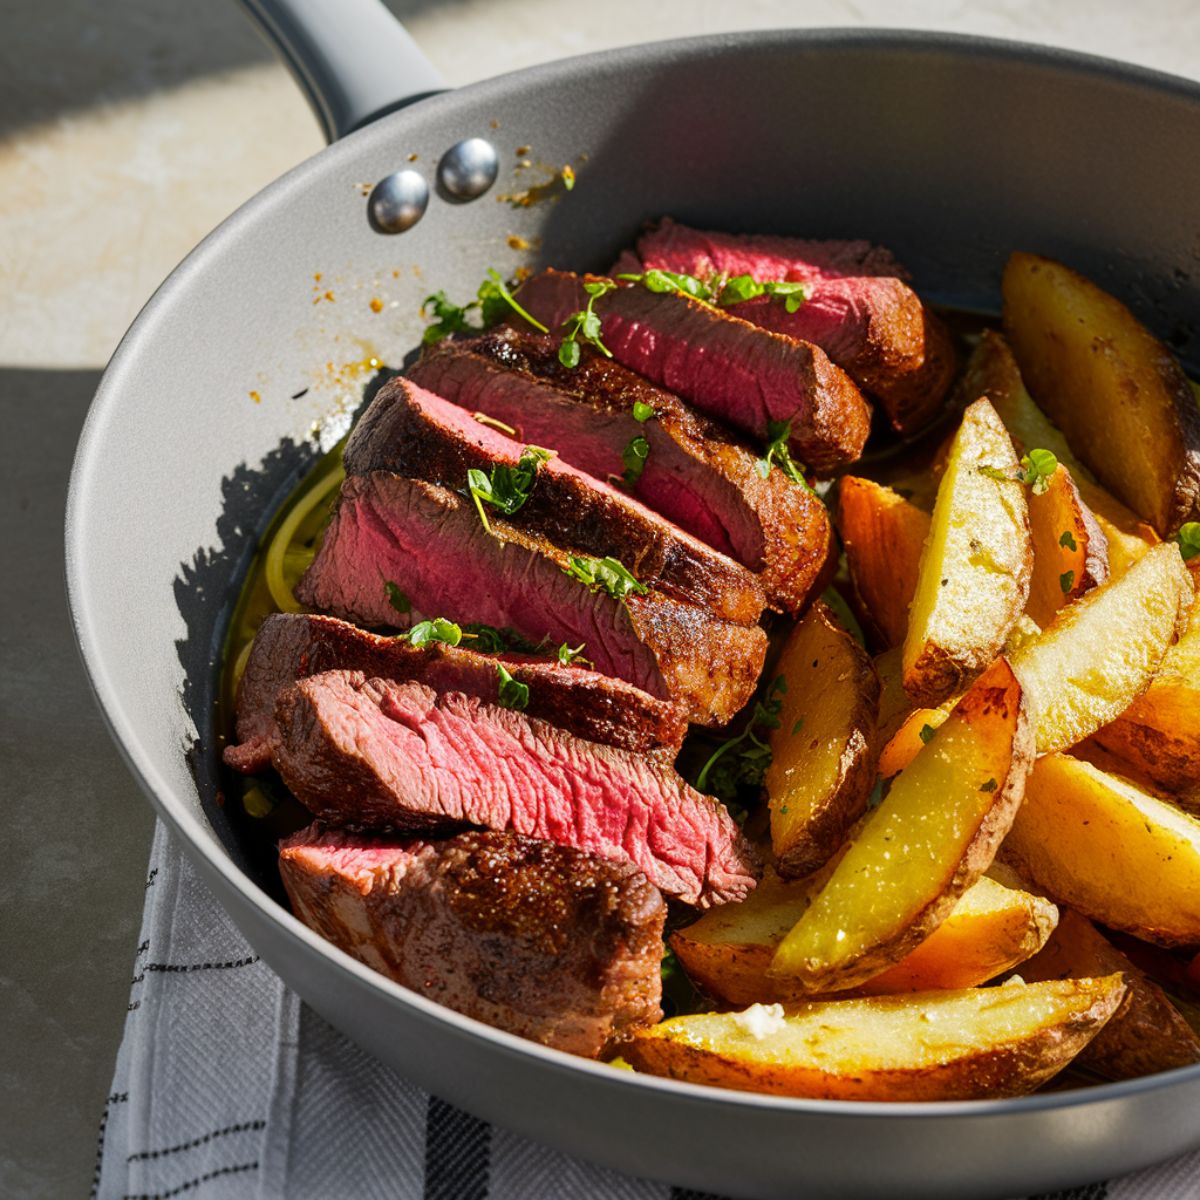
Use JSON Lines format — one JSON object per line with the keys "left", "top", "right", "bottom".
{"left": 1008, "top": 541, "right": 1193, "bottom": 755}
{"left": 902, "top": 399, "right": 1032, "bottom": 706}
{"left": 873, "top": 645, "right": 909, "bottom": 744}
{"left": 770, "top": 657, "right": 1033, "bottom": 992}
{"left": 672, "top": 870, "right": 1057, "bottom": 1005}
{"left": 964, "top": 329, "right": 1158, "bottom": 577}
{"left": 1017, "top": 908, "right": 1200, "bottom": 1080}
{"left": 1026, "top": 463, "right": 1109, "bottom": 628}
{"left": 877, "top": 708, "right": 949, "bottom": 779}
{"left": 1002, "top": 252, "right": 1200, "bottom": 536}
{"left": 1093, "top": 588, "right": 1200, "bottom": 791}
{"left": 765, "top": 602, "right": 881, "bottom": 878}
{"left": 624, "top": 976, "right": 1126, "bottom": 1101}
{"left": 1004, "top": 753, "right": 1200, "bottom": 946}
{"left": 838, "top": 477, "right": 931, "bottom": 648}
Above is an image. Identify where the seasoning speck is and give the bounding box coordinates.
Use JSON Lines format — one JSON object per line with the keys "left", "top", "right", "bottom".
{"left": 407, "top": 153, "right": 418, "bottom": 162}
{"left": 507, "top": 235, "right": 531, "bottom": 251}
{"left": 516, "top": 145, "right": 530, "bottom": 156}
{"left": 249, "top": 390, "right": 261, "bottom": 404}
{"left": 369, "top": 297, "right": 384, "bottom": 313}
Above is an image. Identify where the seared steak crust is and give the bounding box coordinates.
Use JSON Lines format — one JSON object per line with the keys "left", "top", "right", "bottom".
{"left": 295, "top": 472, "right": 767, "bottom": 727}
{"left": 279, "top": 825, "right": 666, "bottom": 1056}
{"left": 272, "top": 671, "right": 760, "bottom": 907}
{"left": 343, "top": 376, "right": 764, "bottom": 624}
{"left": 224, "top": 612, "right": 688, "bottom": 774}
{"left": 620, "top": 219, "right": 955, "bottom": 435}
{"left": 514, "top": 269, "right": 870, "bottom": 472}
{"left": 410, "top": 328, "right": 834, "bottom": 613}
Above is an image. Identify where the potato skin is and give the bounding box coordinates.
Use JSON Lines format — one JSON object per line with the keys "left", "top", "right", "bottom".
{"left": 625, "top": 977, "right": 1126, "bottom": 1101}
{"left": 770, "top": 657, "right": 1035, "bottom": 993}
{"left": 766, "top": 602, "right": 881, "bottom": 878}
{"left": 1002, "top": 252, "right": 1200, "bottom": 537}
{"left": 1018, "top": 909, "right": 1200, "bottom": 1081}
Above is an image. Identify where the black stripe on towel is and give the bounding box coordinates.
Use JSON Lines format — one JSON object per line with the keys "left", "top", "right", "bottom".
{"left": 90, "top": 1092, "right": 129, "bottom": 1199}
{"left": 127, "top": 1119, "right": 267, "bottom": 1163}
{"left": 1029, "top": 1186, "right": 1108, "bottom": 1200}
{"left": 122, "top": 1160, "right": 258, "bottom": 1199}
{"left": 424, "top": 1096, "right": 489, "bottom": 1200}
{"left": 671, "top": 1189, "right": 733, "bottom": 1200}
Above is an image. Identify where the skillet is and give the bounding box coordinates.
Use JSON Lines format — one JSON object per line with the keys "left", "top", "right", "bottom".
{"left": 65, "top": 1, "right": 1200, "bottom": 1195}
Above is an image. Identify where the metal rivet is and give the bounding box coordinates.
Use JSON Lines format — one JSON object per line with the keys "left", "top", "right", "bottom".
{"left": 368, "top": 170, "right": 429, "bottom": 234}
{"left": 437, "top": 138, "right": 499, "bottom": 201}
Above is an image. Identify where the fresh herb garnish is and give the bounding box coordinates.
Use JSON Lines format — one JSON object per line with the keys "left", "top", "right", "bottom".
{"left": 717, "top": 274, "right": 810, "bottom": 311}
{"left": 407, "top": 618, "right": 463, "bottom": 648}
{"left": 632, "top": 401, "right": 655, "bottom": 422}
{"left": 563, "top": 554, "right": 648, "bottom": 600}
{"left": 919, "top": 723, "right": 938, "bottom": 745}
{"left": 1018, "top": 449, "right": 1058, "bottom": 495}
{"left": 694, "top": 675, "right": 787, "bottom": 800}
{"left": 1059, "top": 569, "right": 1076, "bottom": 594}
{"left": 980, "top": 777, "right": 998, "bottom": 793}
{"left": 1059, "top": 530, "right": 1078, "bottom": 551}
{"left": 472, "top": 411, "right": 518, "bottom": 437}
{"left": 621, "top": 435, "right": 650, "bottom": 488}
{"left": 495, "top": 663, "right": 530, "bottom": 710}
{"left": 557, "top": 642, "right": 589, "bottom": 666}
{"left": 460, "top": 623, "right": 544, "bottom": 654}
{"left": 754, "top": 419, "right": 810, "bottom": 488}
{"left": 1176, "top": 522, "right": 1200, "bottom": 562}
{"left": 561, "top": 164, "right": 576, "bottom": 191}
{"left": 421, "top": 270, "right": 548, "bottom": 345}
{"left": 468, "top": 445, "right": 555, "bottom": 532}
{"left": 792, "top": 718, "right": 805, "bottom": 736}
{"left": 383, "top": 579, "right": 411, "bottom": 614}
{"left": 616, "top": 268, "right": 715, "bottom": 302}
{"left": 558, "top": 279, "right": 616, "bottom": 367}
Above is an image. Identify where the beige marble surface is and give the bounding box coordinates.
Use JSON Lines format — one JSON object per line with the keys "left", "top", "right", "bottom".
{"left": 2, "top": 1, "right": 1198, "bottom": 1196}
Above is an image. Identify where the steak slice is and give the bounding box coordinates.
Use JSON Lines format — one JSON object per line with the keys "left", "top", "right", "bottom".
{"left": 295, "top": 472, "right": 767, "bottom": 727}
{"left": 343, "top": 376, "right": 764, "bottom": 624}
{"left": 279, "top": 825, "right": 666, "bottom": 1057}
{"left": 618, "top": 218, "right": 956, "bottom": 435}
{"left": 224, "top": 612, "right": 688, "bottom": 773}
{"left": 514, "top": 269, "right": 870, "bottom": 472}
{"left": 410, "top": 329, "right": 834, "bottom": 613}
{"left": 272, "top": 672, "right": 760, "bottom": 907}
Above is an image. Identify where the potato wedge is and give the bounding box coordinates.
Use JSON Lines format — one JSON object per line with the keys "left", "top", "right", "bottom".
{"left": 838, "top": 477, "right": 930, "bottom": 648}
{"left": 1002, "top": 252, "right": 1200, "bottom": 536}
{"left": 765, "top": 602, "right": 881, "bottom": 878}
{"left": 1004, "top": 753, "right": 1200, "bottom": 946}
{"left": 903, "top": 399, "right": 1032, "bottom": 706}
{"left": 964, "top": 329, "right": 1158, "bottom": 577}
{"left": 1093, "top": 588, "right": 1200, "bottom": 791}
{"left": 624, "top": 976, "right": 1126, "bottom": 1101}
{"left": 1026, "top": 464, "right": 1109, "bottom": 628}
{"left": 770, "top": 657, "right": 1033, "bottom": 991}
{"left": 673, "top": 871, "right": 1057, "bottom": 1005}
{"left": 877, "top": 707, "right": 950, "bottom": 779}
{"left": 1008, "top": 541, "right": 1193, "bottom": 755}
{"left": 1017, "top": 909, "right": 1200, "bottom": 1080}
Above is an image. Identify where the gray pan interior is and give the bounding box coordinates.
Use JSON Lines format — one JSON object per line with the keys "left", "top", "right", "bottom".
{"left": 66, "top": 15, "right": 1200, "bottom": 1199}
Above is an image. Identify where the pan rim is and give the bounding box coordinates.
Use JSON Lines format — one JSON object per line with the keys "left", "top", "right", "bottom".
{"left": 65, "top": 23, "right": 1200, "bottom": 1125}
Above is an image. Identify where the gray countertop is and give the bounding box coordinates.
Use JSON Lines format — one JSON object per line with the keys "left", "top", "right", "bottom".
{"left": 3, "top": 1, "right": 1199, "bottom": 1195}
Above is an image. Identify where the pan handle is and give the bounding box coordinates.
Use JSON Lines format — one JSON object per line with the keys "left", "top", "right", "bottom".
{"left": 239, "top": 0, "right": 446, "bottom": 142}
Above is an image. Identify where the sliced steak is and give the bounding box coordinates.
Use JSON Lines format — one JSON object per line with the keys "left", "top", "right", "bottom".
{"left": 224, "top": 612, "right": 687, "bottom": 773}
{"left": 295, "top": 472, "right": 767, "bottom": 727}
{"left": 272, "top": 672, "right": 760, "bottom": 907}
{"left": 619, "top": 218, "right": 956, "bottom": 435}
{"left": 279, "top": 825, "right": 665, "bottom": 1057}
{"left": 343, "top": 376, "right": 764, "bottom": 624}
{"left": 514, "top": 268, "right": 870, "bottom": 472}
{"left": 410, "top": 329, "right": 834, "bottom": 613}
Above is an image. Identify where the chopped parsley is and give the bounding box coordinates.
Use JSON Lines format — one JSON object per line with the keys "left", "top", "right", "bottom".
{"left": 461, "top": 623, "right": 543, "bottom": 654}
{"left": 1176, "top": 522, "right": 1200, "bottom": 562}
{"left": 407, "top": 618, "right": 463, "bottom": 648}
{"left": 468, "top": 445, "right": 554, "bottom": 533}
{"left": 792, "top": 718, "right": 805, "bottom": 736}
{"left": 1059, "top": 530, "right": 1078, "bottom": 551}
{"left": 694, "top": 675, "right": 787, "bottom": 801}
{"left": 557, "top": 642, "right": 589, "bottom": 666}
{"left": 755, "top": 419, "right": 810, "bottom": 488}
{"left": 562, "top": 554, "right": 648, "bottom": 600}
{"left": 632, "top": 401, "right": 655, "bottom": 422}
{"left": 978, "top": 448, "right": 1057, "bottom": 495}
{"left": 918, "top": 723, "right": 938, "bottom": 745}
{"left": 558, "top": 279, "right": 616, "bottom": 367}
{"left": 495, "top": 663, "right": 530, "bottom": 710}
{"left": 1059, "top": 569, "right": 1076, "bottom": 594}
{"left": 621, "top": 435, "right": 650, "bottom": 488}
{"left": 980, "top": 777, "right": 998, "bottom": 793}
{"left": 383, "top": 580, "right": 411, "bottom": 614}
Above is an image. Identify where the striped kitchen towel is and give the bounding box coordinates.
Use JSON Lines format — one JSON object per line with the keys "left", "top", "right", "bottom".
{"left": 94, "top": 821, "right": 1200, "bottom": 1200}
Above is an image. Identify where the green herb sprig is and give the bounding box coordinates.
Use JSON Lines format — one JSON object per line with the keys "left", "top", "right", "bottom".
{"left": 468, "top": 445, "right": 555, "bottom": 533}
{"left": 562, "top": 554, "right": 648, "bottom": 600}
{"left": 694, "top": 675, "right": 787, "bottom": 800}
{"left": 407, "top": 618, "right": 464, "bottom": 648}
{"left": 557, "top": 642, "right": 590, "bottom": 666}
{"left": 621, "top": 435, "right": 650, "bottom": 488}
{"left": 617, "top": 270, "right": 810, "bottom": 313}
{"left": 495, "top": 663, "right": 530, "bottom": 710}
{"left": 383, "top": 579, "right": 411, "bottom": 615}
{"left": 755, "top": 419, "right": 810, "bottom": 488}
{"left": 422, "top": 270, "right": 548, "bottom": 345}
{"left": 978, "top": 448, "right": 1058, "bottom": 495}
{"left": 717, "top": 274, "right": 810, "bottom": 311}
{"left": 558, "top": 279, "right": 616, "bottom": 367}
{"left": 1176, "top": 522, "right": 1200, "bottom": 562}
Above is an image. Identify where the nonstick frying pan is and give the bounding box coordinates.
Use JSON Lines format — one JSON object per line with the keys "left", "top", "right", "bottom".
{"left": 65, "top": 2, "right": 1200, "bottom": 1196}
